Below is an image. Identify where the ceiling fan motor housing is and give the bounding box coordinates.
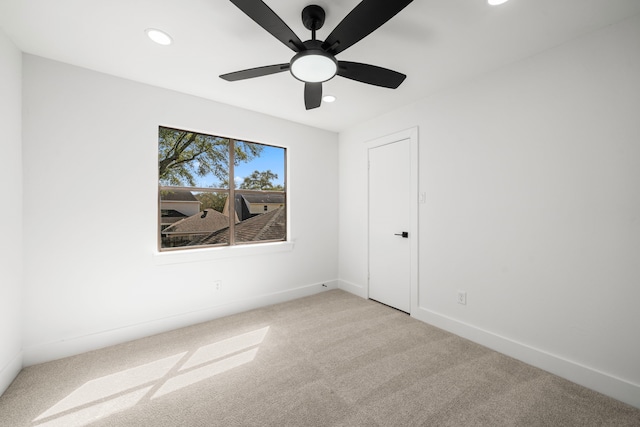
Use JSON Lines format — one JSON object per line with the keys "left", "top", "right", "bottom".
{"left": 302, "top": 5, "right": 326, "bottom": 31}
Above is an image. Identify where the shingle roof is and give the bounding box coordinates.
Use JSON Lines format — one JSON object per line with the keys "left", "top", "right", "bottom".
{"left": 190, "top": 206, "right": 286, "bottom": 245}
{"left": 161, "top": 209, "right": 188, "bottom": 219}
{"left": 163, "top": 209, "right": 233, "bottom": 234}
{"left": 160, "top": 189, "right": 198, "bottom": 202}
{"left": 239, "top": 193, "right": 285, "bottom": 204}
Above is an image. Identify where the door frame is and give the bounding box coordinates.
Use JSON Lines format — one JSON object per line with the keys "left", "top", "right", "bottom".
{"left": 366, "top": 127, "right": 419, "bottom": 315}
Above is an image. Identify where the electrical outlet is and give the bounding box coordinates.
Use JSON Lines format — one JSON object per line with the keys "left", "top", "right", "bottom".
{"left": 214, "top": 280, "right": 222, "bottom": 291}
{"left": 457, "top": 290, "right": 467, "bottom": 305}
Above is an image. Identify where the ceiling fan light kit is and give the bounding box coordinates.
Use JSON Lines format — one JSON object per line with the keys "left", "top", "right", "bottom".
{"left": 290, "top": 47, "right": 338, "bottom": 83}
{"left": 220, "top": 0, "right": 413, "bottom": 110}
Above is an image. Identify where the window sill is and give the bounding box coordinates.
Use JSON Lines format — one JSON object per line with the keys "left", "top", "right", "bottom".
{"left": 153, "top": 241, "right": 295, "bottom": 265}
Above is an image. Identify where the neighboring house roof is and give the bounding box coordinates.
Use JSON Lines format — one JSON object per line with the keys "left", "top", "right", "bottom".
{"left": 191, "top": 206, "right": 285, "bottom": 245}
{"left": 163, "top": 209, "right": 233, "bottom": 235}
{"left": 160, "top": 189, "right": 198, "bottom": 202}
{"left": 238, "top": 193, "right": 285, "bottom": 204}
{"left": 161, "top": 209, "right": 188, "bottom": 219}
{"left": 228, "top": 192, "right": 286, "bottom": 222}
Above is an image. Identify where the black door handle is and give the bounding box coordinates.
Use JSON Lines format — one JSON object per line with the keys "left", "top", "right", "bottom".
{"left": 394, "top": 232, "right": 409, "bottom": 238}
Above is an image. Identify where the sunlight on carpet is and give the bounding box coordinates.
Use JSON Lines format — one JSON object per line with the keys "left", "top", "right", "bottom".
{"left": 33, "top": 326, "right": 270, "bottom": 426}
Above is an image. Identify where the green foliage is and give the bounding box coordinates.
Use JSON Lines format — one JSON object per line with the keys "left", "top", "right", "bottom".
{"left": 195, "top": 192, "right": 227, "bottom": 212}
{"left": 239, "top": 170, "right": 283, "bottom": 190}
{"left": 158, "top": 127, "right": 262, "bottom": 187}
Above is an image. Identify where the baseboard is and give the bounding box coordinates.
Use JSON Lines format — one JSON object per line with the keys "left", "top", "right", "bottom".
{"left": 0, "top": 351, "right": 23, "bottom": 397}
{"left": 23, "top": 281, "right": 337, "bottom": 367}
{"left": 337, "top": 279, "right": 367, "bottom": 298}
{"left": 412, "top": 306, "right": 640, "bottom": 409}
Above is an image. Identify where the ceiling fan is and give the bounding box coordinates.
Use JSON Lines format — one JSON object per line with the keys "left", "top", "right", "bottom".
{"left": 220, "top": 0, "right": 413, "bottom": 110}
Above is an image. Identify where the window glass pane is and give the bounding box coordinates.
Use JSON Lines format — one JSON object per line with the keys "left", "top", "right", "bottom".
{"left": 160, "top": 190, "right": 229, "bottom": 248}
{"left": 232, "top": 142, "right": 286, "bottom": 243}
{"left": 159, "top": 127, "right": 230, "bottom": 188}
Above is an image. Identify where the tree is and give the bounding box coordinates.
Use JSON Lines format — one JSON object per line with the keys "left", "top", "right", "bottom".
{"left": 195, "top": 192, "right": 227, "bottom": 212}
{"left": 158, "top": 127, "right": 263, "bottom": 187}
{"left": 239, "top": 170, "right": 283, "bottom": 190}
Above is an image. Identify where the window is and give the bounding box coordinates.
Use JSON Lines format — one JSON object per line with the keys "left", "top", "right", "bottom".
{"left": 158, "top": 126, "right": 286, "bottom": 250}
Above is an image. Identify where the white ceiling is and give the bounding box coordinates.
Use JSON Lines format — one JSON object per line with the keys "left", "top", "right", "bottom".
{"left": 2, "top": 0, "right": 640, "bottom": 132}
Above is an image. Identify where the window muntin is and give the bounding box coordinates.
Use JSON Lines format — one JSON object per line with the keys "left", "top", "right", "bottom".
{"left": 158, "top": 127, "right": 286, "bottom": 250}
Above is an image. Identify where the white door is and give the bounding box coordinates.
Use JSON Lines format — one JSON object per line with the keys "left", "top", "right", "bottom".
{"left": 368, "top": 138, "right": 411, "bottom": 313}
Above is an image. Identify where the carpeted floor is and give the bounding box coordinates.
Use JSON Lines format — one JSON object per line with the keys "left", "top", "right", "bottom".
{"left": 1, "top": 290, "right": 639, "bottom": 426}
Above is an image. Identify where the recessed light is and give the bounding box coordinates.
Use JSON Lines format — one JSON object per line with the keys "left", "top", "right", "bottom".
{"left": 145, "top": 28, "right": 173, "bottom": 45}
{"left": 488, "top": 0, "right": 510, "bottom": 5}
{"left": 322, "top": 95, "right": 336, "bottom": 103}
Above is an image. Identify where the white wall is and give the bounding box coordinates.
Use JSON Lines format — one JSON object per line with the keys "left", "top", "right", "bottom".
{"left": 338, "top": 14, "right": 640, "bottom": 408}
{"left": 21, "top": 55, "right": 339, "bottom": 365}
{"left": 0, "top": 29, "right": 23, "bottom": 395}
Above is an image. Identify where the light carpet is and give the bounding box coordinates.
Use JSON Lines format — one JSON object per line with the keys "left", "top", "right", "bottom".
{"left": 1, "top": 290, "right": 639, "bottom": 426}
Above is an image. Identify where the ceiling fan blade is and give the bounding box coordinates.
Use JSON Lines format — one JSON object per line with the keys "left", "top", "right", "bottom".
{"left": 304, "top": 83, "right": 322, "bottom": 110}
{"left": 220, "top": 63, "right": 290, "bottom": 81}
{"left": 230, "top": 0, "right": 305, "bottom": 52}
{"left": 337, "top": 61, "right": 406, "bottom": 89}
{"left": 323, "top": 0, "right": 413, "bottom": 55}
